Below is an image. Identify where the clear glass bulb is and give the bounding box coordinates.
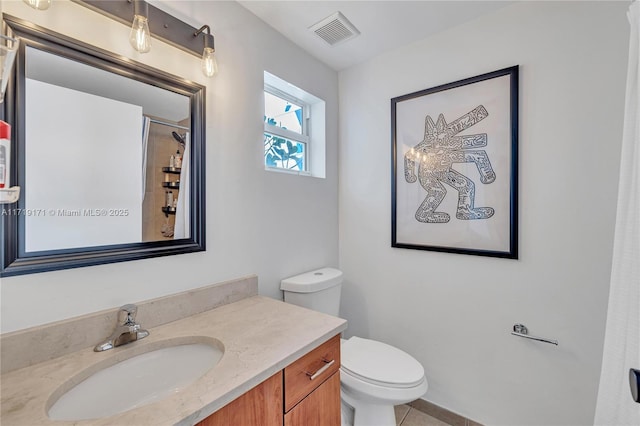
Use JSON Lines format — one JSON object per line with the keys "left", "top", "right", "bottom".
{"left": 23, "top": 0, "right": 51, "bottom": 10}
{"left": 129, "top": 15, "right": 151, "bottom": 53}
{"left": 201, "top": 47, "right": 218, "bottom": 77}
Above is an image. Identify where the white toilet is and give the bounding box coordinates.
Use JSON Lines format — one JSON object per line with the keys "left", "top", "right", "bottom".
{"left": 281, "top": 268, "right": 428, "bottom": 426}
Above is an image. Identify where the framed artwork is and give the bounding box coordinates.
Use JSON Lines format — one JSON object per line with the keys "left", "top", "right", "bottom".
{"left": 391, "top": 66, "right": 518, "bottom": 259}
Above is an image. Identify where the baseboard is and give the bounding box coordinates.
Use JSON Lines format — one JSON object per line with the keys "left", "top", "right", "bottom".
{"left": 409, "top": 398, "right": 483, "bottom": 426}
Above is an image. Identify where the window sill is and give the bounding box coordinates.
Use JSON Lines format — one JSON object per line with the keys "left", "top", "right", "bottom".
{"left": 264, "top": 166, "right": 314, "bottom": 178}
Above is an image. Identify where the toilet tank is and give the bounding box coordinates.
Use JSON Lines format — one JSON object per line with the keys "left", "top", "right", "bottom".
{"left": 280, "top": 268, "right": 343, "bottom": 317}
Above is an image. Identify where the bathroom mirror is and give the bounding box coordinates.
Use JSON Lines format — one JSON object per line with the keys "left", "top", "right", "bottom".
{"left": 0, "top": 16, "right": 206, "bottom": 277}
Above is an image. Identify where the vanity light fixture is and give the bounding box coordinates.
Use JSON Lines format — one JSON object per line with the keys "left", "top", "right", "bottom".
{"left": 75, "top": 1, "right": 219, "bottom": 72}
{"left": 129, "top": 0, "right": 151, "bottom": 53}
{"left": 22, "top": 0, "right": 52, "bottom": 11}
{"left": 194, "top": 25, "right": 217, "bottom": 77}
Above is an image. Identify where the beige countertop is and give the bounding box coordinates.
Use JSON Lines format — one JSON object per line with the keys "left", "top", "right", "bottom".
{"left": 0, "top": 295, "right": 347, "bottom": 426}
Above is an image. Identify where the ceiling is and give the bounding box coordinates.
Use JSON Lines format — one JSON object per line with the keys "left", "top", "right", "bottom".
{"left": 238, "top": 1, "right": 513, "bottom": 71}
{"left": 27, "top": 46, "right": 189, "bottom": 122}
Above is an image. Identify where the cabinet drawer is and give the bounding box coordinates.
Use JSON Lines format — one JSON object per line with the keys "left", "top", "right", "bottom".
{"left": 284, "top": 334, "right": 340, "bottom": 412}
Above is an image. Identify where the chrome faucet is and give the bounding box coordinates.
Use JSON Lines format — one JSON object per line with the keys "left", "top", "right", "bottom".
{"left": 94, "top": 304, "right": 149, "bottom": 352}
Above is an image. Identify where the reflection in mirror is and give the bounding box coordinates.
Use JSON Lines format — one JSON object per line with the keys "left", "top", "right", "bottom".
{"left": 1, "top": 15, "right": 206, "bottom": 277}
{"left": 142, "top": 120, "right": 191, "bottom": 242}
{"left": 24, "top": 46, "right": 191, "bottom": 251}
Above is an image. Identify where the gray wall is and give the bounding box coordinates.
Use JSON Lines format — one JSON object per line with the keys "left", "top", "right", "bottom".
{"left": 338, "top": 1, "right": 629, "bottom": 424}
{"left": 1, "top": 0, "right": 339, "bottom": 332}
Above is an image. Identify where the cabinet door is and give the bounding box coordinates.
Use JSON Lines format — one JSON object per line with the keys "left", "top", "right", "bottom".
{"left": 284, "top": 335, "right": 340, "bottom": 412}
{"left": 284, "top": 371, "right": 340, "bottom": 426}
{"left": 197, "top": 371, "right": 283, "bottom": 426}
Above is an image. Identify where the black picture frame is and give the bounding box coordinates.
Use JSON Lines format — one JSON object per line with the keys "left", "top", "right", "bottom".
{"left": 391, "top": 66, "right": 518, "bottom": 259}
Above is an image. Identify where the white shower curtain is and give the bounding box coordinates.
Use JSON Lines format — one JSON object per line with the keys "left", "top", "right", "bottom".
{"left": 174, "top": 132, "right": 190, "bottom": 239}
{"left": 141, "top": 116, "right": 151, "bottom": 198}
{"left": 594, "top": 2, "right": 640, "bottom": 424}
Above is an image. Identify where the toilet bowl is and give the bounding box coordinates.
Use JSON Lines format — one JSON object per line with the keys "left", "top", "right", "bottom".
{"left": 281, "top": 268, "right": 428, "bottom": 426}
{"left": 340, "top": 336, "right": 428, "bottom": 426}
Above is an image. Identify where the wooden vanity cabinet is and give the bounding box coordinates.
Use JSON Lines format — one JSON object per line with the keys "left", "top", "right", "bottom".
{"left": 284, "top": 372, "right": 340, "bottom": 426}
{"left": 197, "top": 372, "right": 283, "bottom": 426}
{"left": 283, "top": 335, "right": 341, "bottom": 426}
{"left": 196, "top": 334, "right": 341, "bottom": 426}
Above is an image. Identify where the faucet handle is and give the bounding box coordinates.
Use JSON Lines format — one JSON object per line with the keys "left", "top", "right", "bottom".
{"left": 118, "top": 304, "right": 138, "bottom": 324}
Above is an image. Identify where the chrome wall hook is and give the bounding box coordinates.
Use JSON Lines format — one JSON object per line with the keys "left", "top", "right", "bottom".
{"left": 511, "top": 323, "right": 558, "bottom": 346}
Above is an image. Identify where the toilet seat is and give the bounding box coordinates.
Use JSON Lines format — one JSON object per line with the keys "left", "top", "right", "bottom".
{"left": 340, "top": 336, "right": 428, "bottom": 420}
{"left": 341, "top": 337, "right": 425, "bottom": 389}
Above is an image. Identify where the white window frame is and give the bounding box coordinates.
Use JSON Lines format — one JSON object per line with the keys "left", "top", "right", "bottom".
{"left": 264, "top": 71, "right": 326, "bottom": 178}
{"left": 264, "top": 84, "right": 311, "bottom": 174}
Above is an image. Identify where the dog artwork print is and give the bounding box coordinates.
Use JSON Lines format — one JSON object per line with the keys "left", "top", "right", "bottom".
{"left": 391, "top": 66, "right": 518, "bottom": 258}
{"left": 404, "top": 105, "right": 496, "bottom": 224}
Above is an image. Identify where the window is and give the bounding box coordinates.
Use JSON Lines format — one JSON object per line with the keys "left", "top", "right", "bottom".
{"left": 264, "top": 88, "right": 309, "bottom": 172}
{"left": 264, "top": 71, "right": 326, "bottom": 178}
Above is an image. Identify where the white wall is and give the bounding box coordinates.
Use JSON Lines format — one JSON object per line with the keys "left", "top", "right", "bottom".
{"left": 1, "top": 0, "right": 338, "bottom": 332}
{"left": 338, "top": 2, "right": 629, "bottom": 425}
{"left": 25, "top": 79, "right": 143, "bottom": 251}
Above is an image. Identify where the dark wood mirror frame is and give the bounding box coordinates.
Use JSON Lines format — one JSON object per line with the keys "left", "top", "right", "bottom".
{"left": 1, "top": 15, "right": 206, "bottom": 277}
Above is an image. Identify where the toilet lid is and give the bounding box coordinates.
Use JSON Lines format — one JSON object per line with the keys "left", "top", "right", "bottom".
{"left": 341, "top": 337, "right": 425, "bottom": 388}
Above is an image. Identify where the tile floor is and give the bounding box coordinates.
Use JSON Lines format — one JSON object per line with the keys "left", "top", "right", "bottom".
{"left": 395, "top": 405, "right": 452, "bottom": 426}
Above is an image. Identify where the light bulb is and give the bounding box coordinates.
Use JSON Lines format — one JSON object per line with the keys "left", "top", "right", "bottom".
{"left": 129, "top": 15, "right": 151, "bottom": 53}
{"left": 23, "top": 0, "right": 51, "bottom": 10}
{"left": 201, "top": 47, "right": 218, "bottom": 77}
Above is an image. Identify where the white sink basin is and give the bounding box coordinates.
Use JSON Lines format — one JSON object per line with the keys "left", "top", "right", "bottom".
{"left": 47, "top": 339, "right": 224, "bottom": 421}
